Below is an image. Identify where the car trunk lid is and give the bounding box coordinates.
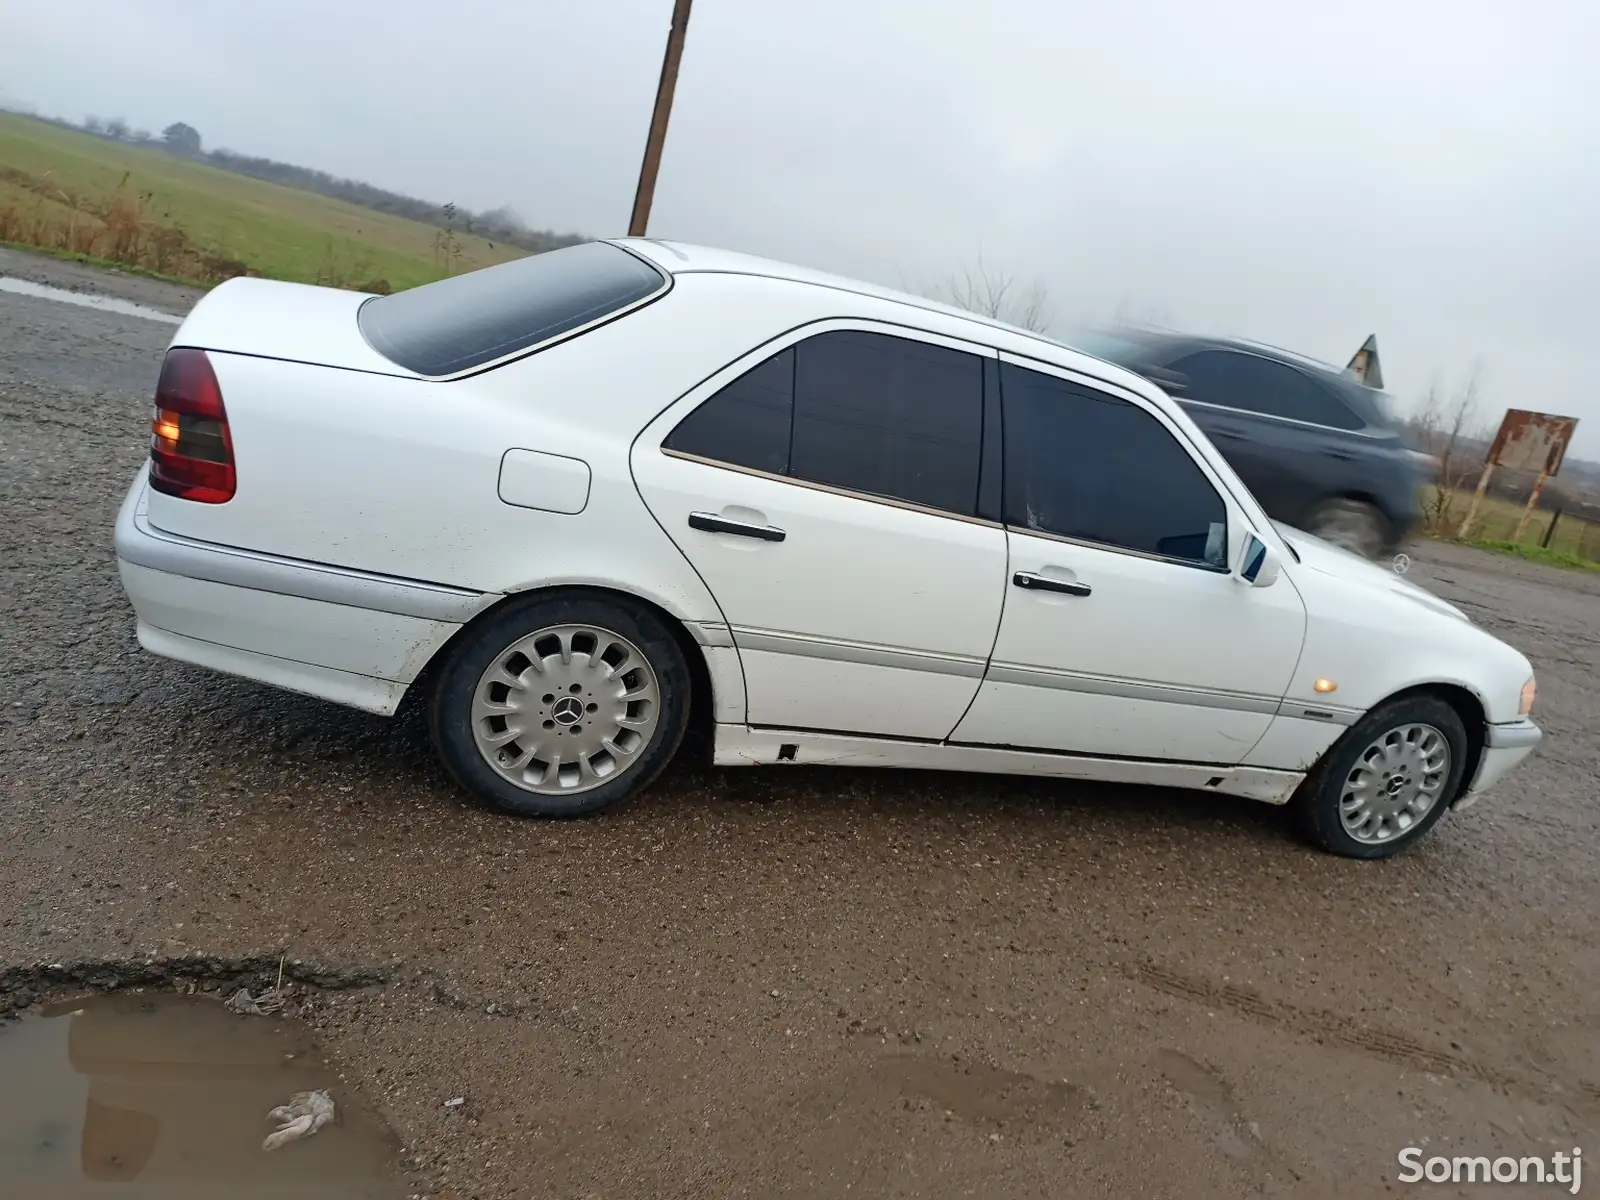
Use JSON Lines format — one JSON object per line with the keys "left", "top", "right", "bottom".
{"left": 171, "top": 278, "right": 418, "bottom": 378}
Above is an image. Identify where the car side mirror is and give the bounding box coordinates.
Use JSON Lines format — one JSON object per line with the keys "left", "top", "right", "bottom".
{"left": 1236, "top": 533, "right": 1282, "bottom": 588}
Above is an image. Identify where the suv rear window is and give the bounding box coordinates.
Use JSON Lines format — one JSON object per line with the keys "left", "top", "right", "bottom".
{"left": 357, "top": 241, "right": 668, "bottom": 376}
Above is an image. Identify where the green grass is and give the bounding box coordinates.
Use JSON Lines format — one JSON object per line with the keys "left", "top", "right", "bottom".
{"left": 1420, "top": 484, "right": 1600, "bottom": 570}
{"left": 1423, "top": 485, "right": 1600, "bottom": 562}
{"left": 0, "top": 112, "right": 525, "bottom": 289}
{"left": 1456, "top": 539, "right": 1600, "bottom": 573}
{"left": 1430, "top": 488, "right": 1552, "bottom": 542}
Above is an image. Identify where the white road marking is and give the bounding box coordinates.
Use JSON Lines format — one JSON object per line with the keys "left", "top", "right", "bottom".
{"left": 0, "top": 275, "right": 183, "bottom": 324}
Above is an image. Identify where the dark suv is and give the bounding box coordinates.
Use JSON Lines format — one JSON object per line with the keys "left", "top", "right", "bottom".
{"left": 1067, "top": 329, "right": 1423, "bottom": 558}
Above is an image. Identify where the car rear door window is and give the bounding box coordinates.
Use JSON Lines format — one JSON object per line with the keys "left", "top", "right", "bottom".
{"left": 663, "top": 330, "right": 986, "bottom": 518}
{"left": 1001, "top": 362, "right": 1228, "bottom": 567}
{"left": 790, "top": 331, "right": 983, "bottom": 516}
{"left": 1169, "top": 350, "right": 1363, "bottom": 431}
{"left": 663, "top": 348, "right": 794, "bottom": 475}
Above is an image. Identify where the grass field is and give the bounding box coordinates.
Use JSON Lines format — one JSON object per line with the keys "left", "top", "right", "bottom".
{"left": 1426, "top": 486, "right": 1600, "bottom": 567}
{"left": 0, "top": 112, "right": 524, "bottom": 289}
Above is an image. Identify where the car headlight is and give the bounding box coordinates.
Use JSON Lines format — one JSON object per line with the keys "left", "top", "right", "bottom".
{"left": 1519, "top": 676, "right": 1537, "bottom": 716}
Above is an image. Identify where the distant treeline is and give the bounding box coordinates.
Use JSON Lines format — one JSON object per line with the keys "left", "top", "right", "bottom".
{"left": 6, "top": 107, "right": 588, "bottom": 255}
{"left": 204, "top": 147, "right": 586, "bottom": 253}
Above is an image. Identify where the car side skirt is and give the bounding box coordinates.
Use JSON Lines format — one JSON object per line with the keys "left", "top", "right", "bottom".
{"left": 711, "top": 724, "right": 1305, "bottom": 805}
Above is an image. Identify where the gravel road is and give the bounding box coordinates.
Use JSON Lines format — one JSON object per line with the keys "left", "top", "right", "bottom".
{"left": 2, "top": 246, "right": 1596, "bottom": 1198}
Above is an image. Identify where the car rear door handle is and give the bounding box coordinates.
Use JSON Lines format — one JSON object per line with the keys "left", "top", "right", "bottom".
{"left": 688, "top": 512, "right": 786, "bottom": 542}
{"left": 1012, "top": 571, "right": 1091, "bottom": 597}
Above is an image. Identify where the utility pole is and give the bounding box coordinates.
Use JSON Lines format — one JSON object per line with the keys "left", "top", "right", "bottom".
{"left": 628, "top": 0, "right": 694, "bottom": 238}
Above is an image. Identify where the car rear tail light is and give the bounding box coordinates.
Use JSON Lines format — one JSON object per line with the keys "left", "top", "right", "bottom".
{"left": 148, "top": 348, "right": 236, "bottom": 503}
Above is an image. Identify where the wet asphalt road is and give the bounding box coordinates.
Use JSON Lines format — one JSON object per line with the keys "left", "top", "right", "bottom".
{"left": 1, "top": 247, "right": 1597, "bottom": 1198}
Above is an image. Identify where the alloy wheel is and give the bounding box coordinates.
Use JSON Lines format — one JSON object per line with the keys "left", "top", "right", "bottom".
{"left": 1339, "top": 722, "right": 1451, "bottom": 844}
{"left": 469, "top": 623, "right": 661, "bottom": 795}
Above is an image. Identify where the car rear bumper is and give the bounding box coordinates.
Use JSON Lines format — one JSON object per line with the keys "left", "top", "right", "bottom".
{"left": 1453, "top": 718, "right": 1543, "bottom": 809}
{"left": 114, "top": 466, "right": 496, "bottom": 715}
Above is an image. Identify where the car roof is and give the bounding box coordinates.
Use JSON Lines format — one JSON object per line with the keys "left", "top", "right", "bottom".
{"left": 611, "top": 236, "right": 1139, "bottom": 360}
{"left": 615, "top": 237, "right": 1030, "bottom": 332}
{"left": 1101, "top": 325, "right": 1355, "bottom": 381}
{"left": 610, "top": 244, "right": 1401, "bottom": 442}
{"left": 611, "top": 236, "right": 1163, "bottom": 399}
{"left": 1068, "top": 324, "right": 1401, "bottom": 433}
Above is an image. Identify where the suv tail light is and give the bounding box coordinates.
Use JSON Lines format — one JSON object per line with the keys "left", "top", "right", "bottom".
{"left": 149, "top": 348, "right": 235, "bottom": 503}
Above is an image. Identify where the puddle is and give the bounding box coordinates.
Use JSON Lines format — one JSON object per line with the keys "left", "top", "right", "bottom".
{"left": 0, "top": 993, "right": 401, "bottom": 1198}
{"left": 0, "top": 276, "right": 183, "bottom": 324}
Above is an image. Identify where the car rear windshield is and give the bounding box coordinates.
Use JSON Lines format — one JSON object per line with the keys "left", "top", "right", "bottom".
{"left": 357, "top": 241, "right": 668, "bottom": 376}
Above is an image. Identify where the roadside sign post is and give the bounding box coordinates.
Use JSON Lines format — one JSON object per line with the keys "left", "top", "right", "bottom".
{"left": 628, "top": 0, "right": 695, "bottom": 238}
{"left": 1541, "top": 508, "right": 1563, "bottom": 549}
{"left": 1512, "top": 466, "right": 1554, "bottom": 543}
{"left": 1455, "top": 409, "right": 1579, "bottom": 542}
{"left": 1456, "top": 460, "right": 1497, "bottom": 542}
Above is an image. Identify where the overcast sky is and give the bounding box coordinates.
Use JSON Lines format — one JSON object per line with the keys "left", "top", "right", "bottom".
{"left": 4, "top": 0, "right": 1598, "bottom": 453}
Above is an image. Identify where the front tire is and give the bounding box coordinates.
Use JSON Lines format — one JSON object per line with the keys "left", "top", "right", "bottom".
{"left": 429, "top": 590, "right": 692, "bottom": 817}
{"left": 1304, "top": 497, "right": 1390, "bottom": 560}
{"left": 1292, "top": 694, "right": 1469, "bottom": 859}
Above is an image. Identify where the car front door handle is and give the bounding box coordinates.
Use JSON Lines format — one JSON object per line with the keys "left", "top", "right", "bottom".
{"left": 688, "top": 512, "right": 786, "bottom": 542}
{"left": 1013, "top": 571, "right": 1091, "bottom": 597}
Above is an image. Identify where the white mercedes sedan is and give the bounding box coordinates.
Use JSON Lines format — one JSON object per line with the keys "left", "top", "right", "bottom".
{"left": 113, "top": 239, "right": 1542, "bottom": 858}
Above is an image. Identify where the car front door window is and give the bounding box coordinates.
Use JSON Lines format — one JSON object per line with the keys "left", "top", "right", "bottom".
{"left": 1001, "top": 363, "right": 1228, "bottom": 569}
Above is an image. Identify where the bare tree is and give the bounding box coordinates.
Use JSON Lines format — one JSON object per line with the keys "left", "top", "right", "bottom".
{"left": 1406, "top": 364, "right": 1486, "bottom": 536}
{"left": 933, "top": 256, "right": 1052, "bottom": 332}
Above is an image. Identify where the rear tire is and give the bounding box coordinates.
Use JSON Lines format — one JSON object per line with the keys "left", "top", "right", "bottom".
{"left": 1292, "top": 694, "right": 1469, "bottom": 859}
{"left": 429, "top": 590, "right": 692, "bottom": 817}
